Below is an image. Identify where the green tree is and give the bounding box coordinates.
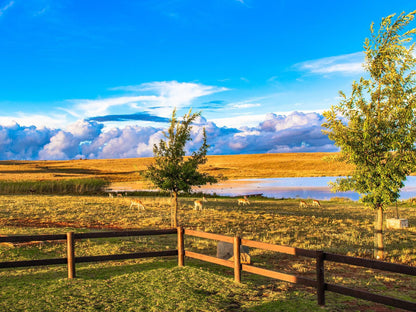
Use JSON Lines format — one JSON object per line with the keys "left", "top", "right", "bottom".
{"left": 142, "top": 109, "right": 218, "bottom": 227}
{"left": 322, "top": 11, "right": 416, "bottom": 260}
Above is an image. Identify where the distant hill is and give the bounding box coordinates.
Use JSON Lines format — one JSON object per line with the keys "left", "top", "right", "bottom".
{"left": 0, "top": 153, "right": 353, "bottom": 189}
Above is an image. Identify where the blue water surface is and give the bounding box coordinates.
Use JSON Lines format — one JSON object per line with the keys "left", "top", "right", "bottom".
{"left": 199, "top": 176, "right": 416, "bottom": 201}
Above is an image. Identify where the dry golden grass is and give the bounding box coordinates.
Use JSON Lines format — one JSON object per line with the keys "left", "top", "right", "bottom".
{"left": 0, "top": 153, "right": 353, "bottom": 188}
{"left": 202, "top": 152, "right": 353, "bottom": 179}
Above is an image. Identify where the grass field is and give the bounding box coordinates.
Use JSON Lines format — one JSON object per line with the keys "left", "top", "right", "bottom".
{"left": 0, "top": 153, "right": 414, "bottom": 311}
{"left": 0, "top": 194, "right": 415, "bottom": 311}
{"left": 0, "top": 153, "right": 354, "bottom": 189}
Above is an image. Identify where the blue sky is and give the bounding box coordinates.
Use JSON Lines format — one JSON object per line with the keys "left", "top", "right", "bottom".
{"left": 0, "top": 0, "right": 415, "bottom": 160}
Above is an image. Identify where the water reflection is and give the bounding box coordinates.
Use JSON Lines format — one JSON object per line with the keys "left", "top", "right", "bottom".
{"left": 194, "top": 176, "right": 416, "bottom": 201}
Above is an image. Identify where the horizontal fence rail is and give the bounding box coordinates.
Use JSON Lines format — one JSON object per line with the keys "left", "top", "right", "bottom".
{"left": 0, "top": 258, "right": 68, "bottom": 269}
{"left": 325, "top": 252, "right": 416, "bottom": 276}
{"left": 75, "top": 250, "right": 178, "bottom": 264}
{"left": 241, "top": 238, "right": 317, "bottom": 258}
{"left": 74, "top": 229, "right": 178, "bottom": 239}
{"left": 326, "top": 283, "right": 416, "bottom": 311}
{"left": 0, "top": 234, "right": 67, "bottom": 243}
{"left": 185, "top": 250, "right": 234, "bottom": 268}
{"left": 184, "top": 229, "right": 234, "bottom": 243}
{"left": 241, "top": 263, "right": 317, "bottom": 288}
{"left": 0, "top": 229, "right": 178, "bottom": 243}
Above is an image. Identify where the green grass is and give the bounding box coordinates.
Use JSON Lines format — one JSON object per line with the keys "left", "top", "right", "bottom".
{"left": 0, "top": 260, "right": 322, "bottom": 312}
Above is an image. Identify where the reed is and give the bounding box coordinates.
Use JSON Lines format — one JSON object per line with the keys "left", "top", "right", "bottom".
{"left": 0, "top": 179, "right": 109, "bottom": 195}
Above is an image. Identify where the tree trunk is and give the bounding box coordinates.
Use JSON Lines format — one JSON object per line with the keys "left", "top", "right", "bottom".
{"left": 374, "top": 205, "right": 384, "bottom": 260}
{"left": 171, "top": 191, "right": 178, "bottom": 227}
{"left": 395, "top": 202, "right": 399, "bottom": 219}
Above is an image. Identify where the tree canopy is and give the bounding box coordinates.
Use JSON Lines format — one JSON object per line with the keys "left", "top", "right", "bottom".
{"left": 142, "top": 109, "right": 218, "bottom": 227}
{"left": 322, "top": 11, "right": 416, "bottom": 259}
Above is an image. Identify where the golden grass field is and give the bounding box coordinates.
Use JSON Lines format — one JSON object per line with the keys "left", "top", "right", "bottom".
{"left": 0, "top": 153, "right": 354, "bottom": 189}
{"left": 0, "top": 153, "right": 415, "bottom": 311}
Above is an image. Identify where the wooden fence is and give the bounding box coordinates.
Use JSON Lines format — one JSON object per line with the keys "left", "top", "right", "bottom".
{"left": 179, "top": 228, "right": 416, "bottom": 311}
{"left": 0, "top": 229, "right": 178, "bottom": 278}
{"left": 1, "top": 228, "right": 415, "bottom": 311}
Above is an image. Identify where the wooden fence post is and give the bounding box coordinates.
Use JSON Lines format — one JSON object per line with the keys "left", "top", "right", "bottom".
{"left": 177, "top": 227, "right": 184, "bottom": 267}
{"left": 316, "top": 250, "right": 325, "bottom": 306}
{"left": 67, "top": 232, "right": 75, "bottom": 279}
{"left": 234, "top": 236, "right": 241, "bottom": 283}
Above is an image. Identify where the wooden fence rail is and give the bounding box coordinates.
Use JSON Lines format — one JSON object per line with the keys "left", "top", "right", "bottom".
{"left": 182, "top": 228, "right": 416, "bottom": 311}
{"left": 1, "top": 227, "right": 415, "bottom": 310}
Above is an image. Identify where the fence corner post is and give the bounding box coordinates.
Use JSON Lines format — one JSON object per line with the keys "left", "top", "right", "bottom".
{"left": 177, "top": 227, "right": 184, "bottom": 267}
{"left": 234, "top": 236, "right": 241, "bottom": 283}
{"left": 67, "top": 232, "right": 75, "bottom": 279}
{"left": 316, "top": 250, "right": 325, "bottom": 306}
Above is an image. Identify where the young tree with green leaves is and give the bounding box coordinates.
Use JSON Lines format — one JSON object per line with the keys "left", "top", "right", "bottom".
{"left": 322, "top": 11, "right": 416, "bottom": 260}
{"left": 142, "top": 109, "right": 218, "bottom": 227}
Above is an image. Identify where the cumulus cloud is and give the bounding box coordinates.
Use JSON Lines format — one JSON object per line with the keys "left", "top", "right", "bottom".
{"left": 296, "top": 52, "right": 364, "bottom": 75}
{"left": 0, "top": 111, "right": 337, "bottom": 160}
{"left": 0, "top": 123, "right": 57, "bottom": 160}
{"left": 196, "top": 111, "right": 336, "bottom": 155}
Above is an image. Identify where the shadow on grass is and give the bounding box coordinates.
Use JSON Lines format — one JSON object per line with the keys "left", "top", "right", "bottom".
{"left": 0, "top": 257, "right": 326, "bottom": 312}
{"left": 0, "top": 258, "right": 179, "bottom": 282}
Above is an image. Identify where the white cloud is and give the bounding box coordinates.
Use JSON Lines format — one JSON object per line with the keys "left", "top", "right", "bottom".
{"left": 260, "top": 111, "right": 322, "bottom": 132}
{"left": 232, "top": 103, "right": 261, "bottom": 109}
{"left": 212, "top": 113, "right": 266, "bottom": 128}
{"left": 296, "top": 52, "right": 364, "bottom": 75}
{"left": 115, "top": 81, "right": 228, "bottom": 117}
{"left": 68, "top": 96, "right": 159, "bottom": 117}
{"left": 68, "top": 81, "right": 228, "bottom": 120}
{"left": 0, "top": 111, "right": 337, "bottom": 160}
{"left": 0, "top": 112, "right": 70, "bottom": 129}
{"left": 66, "top": 119, "right": 103, "bottom": 140}
{"left": 205, "top": 111, "right": 334, "bottom": 155}
{"left": 0, "top": 123, "right": 57, "bottom": 160}
{"left": 0, "top": 1, "right": 14, "bottom": 17}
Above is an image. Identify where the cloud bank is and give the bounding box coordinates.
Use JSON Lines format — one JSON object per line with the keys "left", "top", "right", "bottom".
{"left": 0, "top": 111, "right": 336, "bottom": 160}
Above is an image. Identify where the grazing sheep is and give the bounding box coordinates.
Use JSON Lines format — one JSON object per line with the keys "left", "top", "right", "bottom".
{"left": 194, "top": 200, "right": 203, "bottom": 211}
{"left": 238, "top": 198, "right": 250, "bottom": 206}
{"left": 130, "top": 199, "right": 145, "bottom": 211}
{"left": 312, "top": 199, "right": 321, "bottom": 207}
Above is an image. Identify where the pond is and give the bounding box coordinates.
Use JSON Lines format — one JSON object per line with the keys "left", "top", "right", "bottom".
{"left": 193, "top": 176, "right": 416, "bottom": 201}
